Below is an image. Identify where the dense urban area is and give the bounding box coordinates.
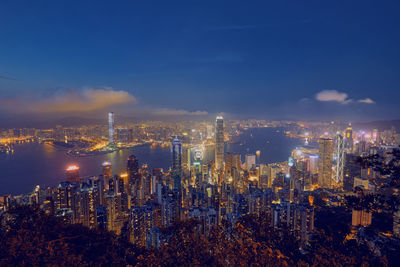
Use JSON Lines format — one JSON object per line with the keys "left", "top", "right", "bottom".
{"left": 0, "top": 114, "right": 399, "bottom": 265}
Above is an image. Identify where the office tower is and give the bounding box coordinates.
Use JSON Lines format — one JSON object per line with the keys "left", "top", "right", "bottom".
{"left": 345, "top": 125, "right": 353, "bottom": 151}
{"left": 308, "top": 155, "right": 318, "bottom": 174}
{"left": 108, "top": 112, "right": 115, "bottom": 143}
{"left": 79, "top": 185, "right": 99, "bottom": 228}
{"left": 104, "top": 192, "right": 122, "bottom": 234}
{"left": 225, "top": 152, "right": 241, "bottom": 176}
{"left": 269, "top": 165, "right": 280, "bottom": 187}
{"left": 289, "top": 178, "right": 295, "bottom": 202}
{"left": 318, "top": 138, "right": 334, "bottom": 188}
{"left": 215, "top": 116, "right": 224, "bottom": 171}
{"left": 171, "top": 138, "right": 182, "bottom": 177}
{"left": 66, "top": 165, "right": 80, "bottom": 183}
{"left": 334, "top": 133, "right": 345, "bottom": 186}
{"left": 171, "top": 138, "right": 182, "bottom": 191}
{"left": 352, "top": 209, "right": 372, "bottom": 227}
{"left": 119, "top": 172, "right": 129, "bottom": 194}
{"left": 127, "top": 155, "right": 140, "bottom": 194}
{"left": 245, "top": 154, "right": 256, "bottom": 170}
{"left": 343, "top": 154, "right": 360, "bottom": 191}
{"left": 182, "top": 146, "right": 191, "bottom": 175}
{"left": 55, "top": 182, "right": 75, "bottom": 210}
{"left": 102, "top": 162, "right": 112, "bottom": 190}
{"left": 96, "top": 206, "right": 108, "bottom": 230}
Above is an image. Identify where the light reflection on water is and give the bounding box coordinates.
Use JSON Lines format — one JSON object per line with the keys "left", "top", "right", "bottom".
{"left": 0, "top": 127, "right": 301, "bottom": 195}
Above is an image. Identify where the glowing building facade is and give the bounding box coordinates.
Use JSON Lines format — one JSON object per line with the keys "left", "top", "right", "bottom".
{"left": 334, "top": 133, "right": 345, "bottom": 185}
{"left": 66, "top": 165, "right": 80, "bottom": 183}
{"left": 318, "top": 138, "right": 333, "bottom": 188}
{"left": 108, "top": 112, "right": 115, "bottom": 143}
{"left": 215, "top": 116, "right": 224, "bottom": 171}
{"left": 102, "top": 162, "right": 112, "bottom": 190}
{"left": 127, "top": 155, "right": 140, "bottom": 194}
{"left": 345, "top": 126, "right": 353, "bottom": 151}
{"left": 171, "top": 138, "right": 182, "bottom": 190}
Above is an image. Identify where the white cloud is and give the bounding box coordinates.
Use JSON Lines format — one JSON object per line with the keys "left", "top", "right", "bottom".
{"left": 358, "top": 98, "right": 375, "bottom": 104}
{"left": 315, "top": 90, "right": 352, "bottom": 104}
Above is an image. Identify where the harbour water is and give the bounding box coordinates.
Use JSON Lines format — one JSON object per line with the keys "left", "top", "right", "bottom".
{"left": 0, "top": 127, "right": 302, "bottom": 195}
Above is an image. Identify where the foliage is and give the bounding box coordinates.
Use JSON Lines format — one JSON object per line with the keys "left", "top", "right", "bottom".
{"left": 0, "top": 206, "right": 392, "bottom": 266}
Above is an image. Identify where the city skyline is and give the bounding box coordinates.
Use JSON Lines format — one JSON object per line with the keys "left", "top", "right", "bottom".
{"left": 1, "top": 0, "right": 400, "bottom": 124}
{"left": 0, "top": 1, "right": 399, "bottom": 265}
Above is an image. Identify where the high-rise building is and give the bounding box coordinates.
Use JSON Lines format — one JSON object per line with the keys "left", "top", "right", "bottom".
{"left": 127, "top": 155, "right": 140, "bottom": 194}
{"left": 309, "top": 155, "right": 319, "bottom": 174}
{"left": 171, "top": 138, "right": 182, "bottom": 177}
{"left": 182, "top": 146, "right": 191, "bottom": 174}
{"left": 215, "top": 116, "right": 224, "bottom": 171}
{"left": 352, "top": 209, "right": 372, "bottom": 227}
{"left": 66, "top": 165, "right": 80, "bottom": 183}
{"left": 334, "top": 133, "right": 345, "bottom": 186}
{"left": 245, "top": 154, "right": 256, "bottom": 170}
{"left": 318, "top": 138, "right": 333, "bottom": 188}
{"left": 225, "top": 152, "right": 241, "bottom": 176}
{"left": 108, "top": 112, "right": 115, "bottom": 143}
{"left": 102, "top": 162, "right": 112, "bottom": 190}
{"left": 345, "top": 126, "right": 353, "bottom": 151}
{"left": 171, "top": 138, "right": 182, "bottom": 191}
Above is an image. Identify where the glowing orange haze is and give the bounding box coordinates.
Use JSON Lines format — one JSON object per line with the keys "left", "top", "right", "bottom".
{"left": 0, "top": 88, "right": 136, "bottom": 113}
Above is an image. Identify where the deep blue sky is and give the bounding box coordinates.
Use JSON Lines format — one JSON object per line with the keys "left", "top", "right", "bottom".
{"left": 0, "top": 0, "right": 399, "bottom": 122}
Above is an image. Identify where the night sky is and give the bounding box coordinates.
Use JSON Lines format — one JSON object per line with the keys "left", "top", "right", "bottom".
{"left": 0, "top": 0, "right": 399, "bottom": 123}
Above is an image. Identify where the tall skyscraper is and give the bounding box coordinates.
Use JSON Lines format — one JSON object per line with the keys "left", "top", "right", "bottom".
{"left": 345, "top": 125, "right": 353, "bottom": 151}
{"left": 66, "top": 165, "right": 80, "bottom": 183}
{"left": 215, "top": 116, "right": 224, "bottom": 171}
{"left": 127, "top": 155, "right": 140, "bottom": 193}
{"left": 171, "top": 138, "right": 182, "bottom": 190}
{"left": 334, "top": 133, "right": 345, "bottom": 185}
{"left": 318, "top": 138, "right": 334, "bottom": 188}
{"left": 108, "top": 112, "right": 115, "bottom": 143}
{"left": 102, "top": 162, "right": 112, "bottom": 190}
{"left": 225, "top": 152, "right": 241, "bottom": 175}
{"left": 245, "top": 154, "right": 256, "bottom": 170}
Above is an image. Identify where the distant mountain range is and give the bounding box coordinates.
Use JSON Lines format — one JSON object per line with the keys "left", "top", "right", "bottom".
{"left": 1, "top": 115, "right": 400, "bottom": 131}
{"left": 353, "top": 120, "right": 400, "bottom": 131}
{"left": 0, "top": 115, "right": 140, "bottom": 129}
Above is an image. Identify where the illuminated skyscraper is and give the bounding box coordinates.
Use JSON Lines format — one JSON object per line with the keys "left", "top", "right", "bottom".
{"left": 108, "top": 112, "right": 115, "bottom": 143}
{"left": 127, "top": 155, "right": 140, "bottom": 194}
{"left": 182, "top": 146, "right": 191, "bottom": 174}
{"left": 171, "top": 138, "right": 182, "bottom": 190}
{"left": 245, "top": 154, "right": 256, "bottom": 170}
{"left": 66, "top": 165, "right": 80, "bottom": 183}
{"left": 345, "top": 125, "right": 353, "bottom": 151}
{"left": 318, "top": 138, "right": 333, "bottom": 188}
{"left": 225, "top": 152, "right": 241, "bottom": 175}
{"left": 102, "top": 162, "right": 112, "bottom": 190}
{"left": 334, "top": 133, "right": 345, "bottom": 185}
{"left": 215, "top": 116, "right": 224, "bottom": 171}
